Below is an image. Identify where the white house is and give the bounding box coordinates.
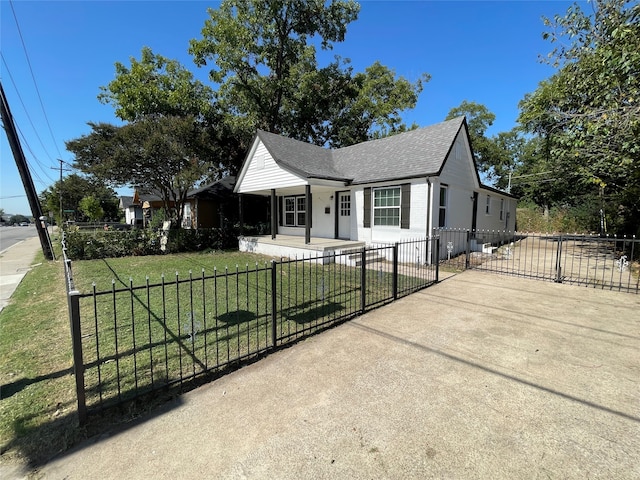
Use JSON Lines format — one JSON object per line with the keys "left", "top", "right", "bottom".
{"left": 234, "top": 116, "right": 516, "bottom": 258}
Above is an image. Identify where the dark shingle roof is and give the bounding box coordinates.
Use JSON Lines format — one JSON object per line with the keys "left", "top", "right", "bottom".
{"left": 255, "top": 117, "right": 465, "bottom": 184}
{"left": 256, "top": 130, "right": 347, "bottom": 181}
{"left": 118, "top": 196, "right": 135, "bottom": 208}
{"left": 336, "top": 117, "right": 464, "bottom": 183}
{"left": 188, "top": 175, "right": 236, "bottom": 199}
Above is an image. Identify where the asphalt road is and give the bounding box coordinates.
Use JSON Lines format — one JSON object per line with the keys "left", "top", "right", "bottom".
{"left": 0, "top": 225, "right": 38, "bottom": 252}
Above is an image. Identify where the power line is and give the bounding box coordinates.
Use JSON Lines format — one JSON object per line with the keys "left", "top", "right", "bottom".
{"left": 15, "top": 122, "right": 56, "bottom": 183}
{"left": 8, "top": 0, "right": 64, "bottom": 160}
{"left": 1, "top": 53, "right": 56, "bottom": 165}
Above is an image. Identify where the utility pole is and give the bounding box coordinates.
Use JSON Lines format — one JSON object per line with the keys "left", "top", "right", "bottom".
{"left": 0, "top": 81, "right": 54, "bottom": 260}
{"left": 51, "top": 159, "right": 72, "bottom": 224}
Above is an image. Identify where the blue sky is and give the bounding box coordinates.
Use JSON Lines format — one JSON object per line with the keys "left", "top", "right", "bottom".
{"left": 1, "top": 0, "right": 583, "bottom": 216}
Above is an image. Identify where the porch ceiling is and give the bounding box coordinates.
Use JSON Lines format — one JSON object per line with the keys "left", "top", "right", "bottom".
{"left": 243, "top": 183, "right": 347, "bottom": 197}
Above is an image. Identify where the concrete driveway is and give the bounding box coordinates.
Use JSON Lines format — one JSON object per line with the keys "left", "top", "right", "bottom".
{"left": 31, "top": 270, "right": 640, "bottom": 479}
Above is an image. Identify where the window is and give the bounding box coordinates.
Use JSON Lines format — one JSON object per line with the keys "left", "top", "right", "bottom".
{"left": 340, "top": 194, "right": 351, "bottom": 216}
{"left": 182, "top": 203, "right": 192, "bottom": 229}
{"left": 438, "top": 185, "right": 448, "bottom": 228}
{"left": 499, "top": 198, "right": 504, "bottom": 221}
{"left": 284, "top": 195, "right": 306, "bottom": 227}
{"left": 373, "top": 187, "right": 401, "bottom": 226}
{"left": 485, "top": 195, "right": 491, "bottom": 215}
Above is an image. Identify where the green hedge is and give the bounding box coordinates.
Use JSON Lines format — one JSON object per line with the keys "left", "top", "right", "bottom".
{"left": 63, "top": 227, "right": 244, "bottom": 260}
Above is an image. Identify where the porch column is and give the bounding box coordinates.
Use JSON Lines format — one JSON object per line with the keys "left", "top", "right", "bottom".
{"left": 238, "top": 194, "right": 244, "bottom": 235}
{"left": 305, "top": 184, "right": 311, "bottom": 244}
{"left": 334, "top": 192, "right": 339, "bottom": 239}
{"left": 270, "top": 189, "right": 277, "bottom": 239}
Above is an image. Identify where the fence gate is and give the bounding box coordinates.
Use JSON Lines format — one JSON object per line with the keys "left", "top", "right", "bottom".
{"left": 435, "top": 229, "right": 639, "bottom": 294}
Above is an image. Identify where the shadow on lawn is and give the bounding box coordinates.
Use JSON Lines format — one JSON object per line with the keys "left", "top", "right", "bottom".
{"left": 1, "top": 366, "right": 73, "bottom": 400}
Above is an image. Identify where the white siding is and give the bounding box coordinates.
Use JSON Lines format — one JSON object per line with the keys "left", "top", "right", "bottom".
{"left": 435, "top": 132, "right": 479, "bottom": 230}
{"left": 353, "top": 179, "right": 429, "bottom": 244}
{"left": 432, "top": 181, "right": 474, "bottom": 230}
{"left": 476, "top": 193, "right": 517, "bottom": 231}
{"left": 439, "top": 132, "right": 478, "bottom": 192}
{"left": 236, "top": 141, "right": 307, "bottom": 193}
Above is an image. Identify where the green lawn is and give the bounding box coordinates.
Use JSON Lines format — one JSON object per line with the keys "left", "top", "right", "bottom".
{"left": 0, "top": 249, "right": 79, "bottom": 466}
{"left": 0, "top": 247, "right": 434, "bottom": 467}
{"left": 71, "top": 251, "right": 379, "bottom": 412}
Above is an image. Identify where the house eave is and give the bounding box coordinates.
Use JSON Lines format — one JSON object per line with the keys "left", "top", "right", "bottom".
{"left": 479, "top": 184, "right": 518, "bottom": 199}
{"left": 349, "top": 173, "right": 436, "bottom": 186}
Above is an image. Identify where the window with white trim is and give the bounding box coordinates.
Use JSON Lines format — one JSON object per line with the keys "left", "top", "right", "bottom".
{"left": 499, "top": 198, "right": 504, "bottom": 220}
{"left": 284, "top": 195, "right": 306, "bottom": 227}
{"left": 182, "top": 203, "right": 192, "bottom": 229}
{"left": 373, "top": 187, "right": 401, "bottom": 226}
{"left": 485, "top": 195, "right": 491, "bottom": 215}
{"left": 438, "top": 185, "right": 448, "bottom": 228}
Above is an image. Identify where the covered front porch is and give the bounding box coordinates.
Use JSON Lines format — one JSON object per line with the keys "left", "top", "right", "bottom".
{"left": 239, "top": 234, "right": 365, "bottom": 262}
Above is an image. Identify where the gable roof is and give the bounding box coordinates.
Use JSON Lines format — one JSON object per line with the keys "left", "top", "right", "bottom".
{"left": 188, "top": 175, "right": 236, "bottom": 199}
{"left": 335, "top": 117, "right": 465, "bottom": 184}
{"left": 252, "top": 117, "right": 467, "bottom": 185}
{"left": 118, "top": 196, "right": 135, "bottom": 209}
{"left": 255, "top": 130, "right": 346, "bottom": 181}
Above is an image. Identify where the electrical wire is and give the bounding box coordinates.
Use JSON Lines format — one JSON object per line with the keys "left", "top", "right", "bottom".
{"left": 1, "top": 53, "right": 56, "bottom": 165}
{"left": 8, "top": 0, "right": 64, "bottom": 160}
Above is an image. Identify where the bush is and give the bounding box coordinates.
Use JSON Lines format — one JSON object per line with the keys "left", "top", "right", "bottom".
{"left": 516, "top": 205, "right": 597, "bottom": 234}
{"left": 63, "top": 225, "right": 243, "bottom": 260}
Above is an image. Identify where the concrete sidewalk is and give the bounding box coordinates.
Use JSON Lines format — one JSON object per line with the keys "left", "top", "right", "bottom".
{"left": 0, "top": 236, "right": 42, "bottom": 313}
{"left": 23, "top": 270, "right": 639, "bottom": 479}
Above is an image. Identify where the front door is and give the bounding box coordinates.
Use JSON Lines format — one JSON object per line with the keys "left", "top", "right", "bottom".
{"left": 338, "top": 192, "right": 351, "bottom": 239}
{"left": 471, "top": 191, "right": 478, "bottom": 233}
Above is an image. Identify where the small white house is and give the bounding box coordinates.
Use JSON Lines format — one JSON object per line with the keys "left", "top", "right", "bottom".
{"left": 234, "top": 116, "right": 516, "bottom": 258}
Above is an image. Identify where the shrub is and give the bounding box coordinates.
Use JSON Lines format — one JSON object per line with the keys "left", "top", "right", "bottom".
{"left": 63, "top": 225, "right": 243, "bottom": 260}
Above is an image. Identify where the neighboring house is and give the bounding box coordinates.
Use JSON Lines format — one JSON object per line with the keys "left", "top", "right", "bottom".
{"left": 124, "top": 176, "right": 269, "bottom": 230}
{"left": 186, "top": 175, "right": 269, "bottom": 229}
{"left": 118, "top": 196, "right": 143, "bottom": 226}
{"left": 233, "top": 116, "right": 517, "bottom": 258}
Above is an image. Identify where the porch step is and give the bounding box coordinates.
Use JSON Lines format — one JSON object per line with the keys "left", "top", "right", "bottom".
{"left": 348, "top": 251, "right": 387, "bottom": 266}
{"left": 482, "top": 243, "right": 498, "bottom": 254}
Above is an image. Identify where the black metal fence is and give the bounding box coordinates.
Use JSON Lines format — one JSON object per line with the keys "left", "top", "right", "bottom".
{"left": 62, "top": 237, "right": 439, "bottom": 422}
{"left": 435, "top": 229, "right": 639, "bottom": 293}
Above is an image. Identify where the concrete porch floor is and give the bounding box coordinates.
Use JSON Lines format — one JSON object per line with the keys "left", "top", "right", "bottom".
{"left": 239, "top": 234, "right": 365, "bottom": 255}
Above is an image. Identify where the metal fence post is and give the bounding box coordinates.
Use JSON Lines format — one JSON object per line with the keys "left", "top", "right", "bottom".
{"left": 360, "top": 247, "right": 367, "bottom": 313}
{"left": 465, "top": 230, "right": 471, "bottom": 270}
{"left": 555, "top": 234, "right": 563, "bottom": 283}
{"left": 392, "top": 243, "right": 398, "bottom": 300}
{"left": 435, "top": 238, "right": 440, "bottom": 283}
{"left": 68, "top": 290, "right": 87, "bottom": 424}
{"left": 270, "top": 260, "right": 277, "bottom": 349}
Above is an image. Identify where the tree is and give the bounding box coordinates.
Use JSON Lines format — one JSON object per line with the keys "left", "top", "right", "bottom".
{"left": 8, "top": 214, "right": 29, "bottom": 225}
{"left": 67, "top": 115, "right": 214, "bottom": 227}
{"left": 40, "top": 174, "right": 120, "bottom": 224}
{"left": 518, "top": 0, "right": 640, "bottom": 234}
{"left": 79, "top": 196, "right": 104, "bottom": 222}
{"left": 445, "top": 101, "right": 510, "bottom": 180}
{"left": 98, "top": 47, "right": 217, "bottom": 122}
{"left": 189, "top": 0, "right": 428, "bottom": 157}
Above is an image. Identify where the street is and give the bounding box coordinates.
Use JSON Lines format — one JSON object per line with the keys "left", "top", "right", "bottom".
{"left": 0, "top": 224, "right": 38, "bottom": 253}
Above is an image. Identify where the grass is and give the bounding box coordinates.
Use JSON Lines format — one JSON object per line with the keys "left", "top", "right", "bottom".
{"left": 0, "top": 249, "right": 79, "bottom": 467}
{"left": 0, "top": 246, "right": 435, "bottom": 469}
{"left": 70, "top": 250, "right": 412, "bottom": 413}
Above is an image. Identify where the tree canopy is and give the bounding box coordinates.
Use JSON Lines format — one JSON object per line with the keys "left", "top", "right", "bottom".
{"left": 189, "top": 0, "right": 428, "bottom": 152}
{"left": 518, "top": 0, "right": 640, "bottom": 234}
{"left": 445, "top": 101, "right": 514, "bottom": 183}
{"left": 98, "top": 46, "right": 217, "bottom": 122}
{"left": 67, "top": 116, "right": 215, "bottom": 227}
{"left": 39, "top": 173, "right": 120, "bottom": 224}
